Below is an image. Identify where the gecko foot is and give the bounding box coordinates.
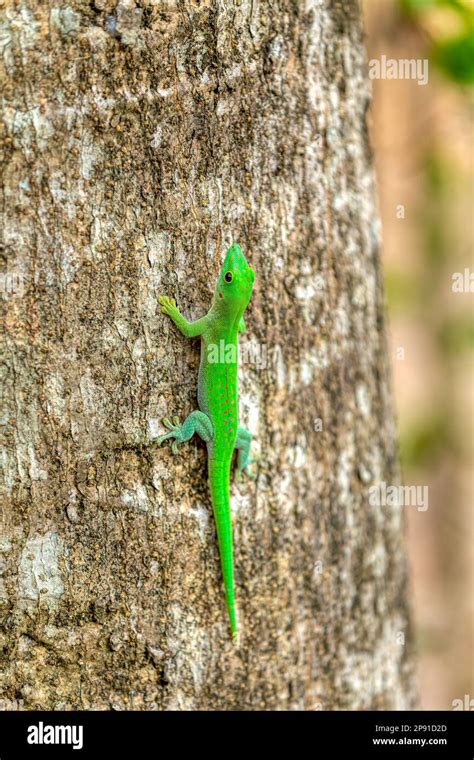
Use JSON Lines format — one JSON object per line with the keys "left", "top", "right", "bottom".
{"left": 156, "top": 416, "right": 183, "bottom": 454}
{"left": 235, "top": 459, "right": 257, "bottom": 482}
{"left": 158, "top": 295, "right": 180, "bottom": 319}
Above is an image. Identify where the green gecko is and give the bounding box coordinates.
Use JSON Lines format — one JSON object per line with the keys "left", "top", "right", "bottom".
{"left": 157, "top": 243, "right": 255, "bottom": 640}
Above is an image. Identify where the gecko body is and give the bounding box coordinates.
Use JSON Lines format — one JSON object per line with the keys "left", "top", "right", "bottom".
{"left": 158, "top": 244, "right": 255, "bottom": 639}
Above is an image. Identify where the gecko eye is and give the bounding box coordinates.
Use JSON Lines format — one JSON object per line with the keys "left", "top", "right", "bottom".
{"left": 224, "top": 272, "right": 233, "bottom": 283}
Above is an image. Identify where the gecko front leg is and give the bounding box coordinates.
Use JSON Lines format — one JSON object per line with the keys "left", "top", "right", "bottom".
{"left": 159, "top": 295, "right": 209, "bottom": 338}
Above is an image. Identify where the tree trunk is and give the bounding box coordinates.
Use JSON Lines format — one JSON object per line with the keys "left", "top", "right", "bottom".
{"left": 1, "top": 0, "right": 416, "bottom": 710}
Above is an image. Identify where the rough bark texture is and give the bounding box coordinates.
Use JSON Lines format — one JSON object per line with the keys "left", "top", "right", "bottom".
{"left": 1, "top": 0, "right": 416, "bottom": 709}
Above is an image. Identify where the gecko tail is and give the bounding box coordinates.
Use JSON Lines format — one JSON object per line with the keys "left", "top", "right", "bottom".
{"left": 228, "top": 597, "right": 238, "bottom": 642}
{"left": 209, "top": 458, "right": 239, "bottom": 641}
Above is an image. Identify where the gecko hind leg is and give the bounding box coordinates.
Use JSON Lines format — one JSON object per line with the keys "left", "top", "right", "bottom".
{"left": 157, "top": 411, "right": 213, "bottom": 454}
{"left": 234, "top": 426, "right": 255, "bottom": 480}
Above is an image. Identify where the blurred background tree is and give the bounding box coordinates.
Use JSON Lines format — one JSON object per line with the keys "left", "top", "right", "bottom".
{"left": 1, "top": 0, "right": 417, "bottom": 711}
{"left": 363, "top": 0, "right": 473, "bottom": 709}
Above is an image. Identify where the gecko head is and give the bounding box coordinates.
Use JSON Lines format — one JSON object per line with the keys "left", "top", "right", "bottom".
{"left": 215, "top": 243, "right": 255, "bottom": 314}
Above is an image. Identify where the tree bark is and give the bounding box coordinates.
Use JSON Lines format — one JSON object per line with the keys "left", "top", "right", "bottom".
{"left": 1, "top": 0, "right": 416, "bottom": 710}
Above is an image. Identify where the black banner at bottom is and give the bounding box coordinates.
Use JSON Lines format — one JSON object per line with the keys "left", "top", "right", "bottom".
{"left": 0, "top": 710, "right": 471, "bottom": 757}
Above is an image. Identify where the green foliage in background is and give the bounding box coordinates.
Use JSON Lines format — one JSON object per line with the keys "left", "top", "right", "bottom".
{"left": 387, "top": 145, "right": 472, "bottom": 472}
{"left": 400, "top": 414, "right": 453, "bottom": 470}
{"left": 437, "top": 318, "right": 474, "bottom": 355}
{"left": 400, "top": 0, "right": 474, "bottom": 84}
